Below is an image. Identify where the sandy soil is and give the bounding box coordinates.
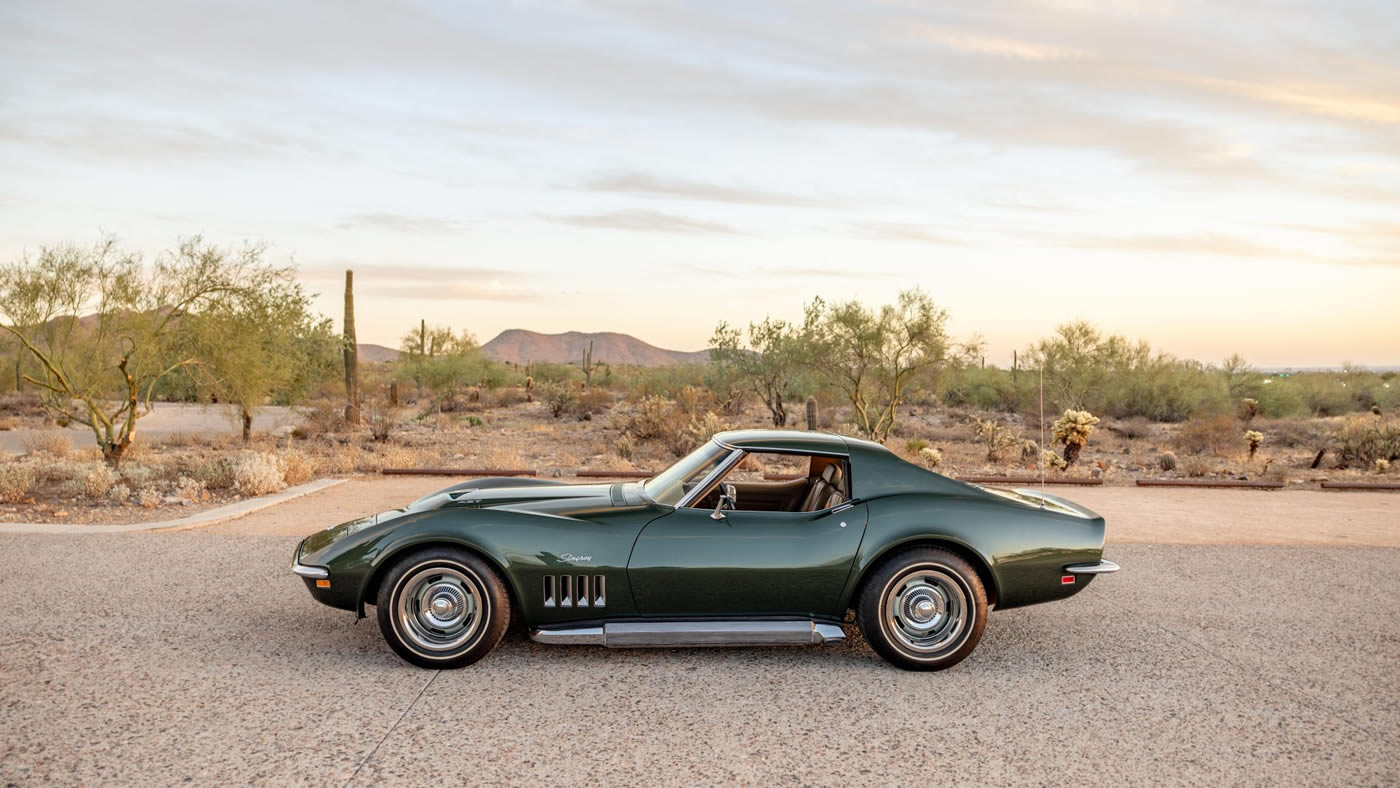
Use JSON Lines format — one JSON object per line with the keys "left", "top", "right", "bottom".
{"left": 203, "top": 475, "right": 1400, "bottom": 546}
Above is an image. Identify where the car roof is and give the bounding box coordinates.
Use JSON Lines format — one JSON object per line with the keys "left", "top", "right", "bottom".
{"left": 713, "top": 429, "right": 860, "bottom": 455}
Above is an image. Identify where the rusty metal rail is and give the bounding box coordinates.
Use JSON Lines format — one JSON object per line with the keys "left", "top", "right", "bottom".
{"left": 1319, "top": 481, "right": 1400, "bottom": 491}
{"left": 956, "top": 475, "right": 1103, "bottom": 486}
{"left": 381, "top": 468, "right": 537, "bottom": 477}
{"left": 1135, "top": 479, "right": 1283, "bottom": 489}
{"left": 575, "top": 470, "right": 654, "bottom": 479}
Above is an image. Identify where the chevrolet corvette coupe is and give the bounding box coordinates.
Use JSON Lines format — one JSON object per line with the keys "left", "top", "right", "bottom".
{"left": 293, "top": 429, "right": 1118, "bottom": 671}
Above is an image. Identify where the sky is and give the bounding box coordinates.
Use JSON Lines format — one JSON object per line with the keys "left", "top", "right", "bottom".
{"left": 1, "top": 0, "right": 1397, "bottom": 367}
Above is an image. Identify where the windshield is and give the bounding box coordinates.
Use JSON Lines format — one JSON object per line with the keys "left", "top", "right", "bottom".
{"left": 643, "top": 441, "right": 733, "bottom": 507}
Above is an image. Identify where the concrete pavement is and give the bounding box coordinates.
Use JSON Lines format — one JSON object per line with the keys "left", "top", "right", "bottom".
{"left": 1, "top": 531, "right": 1396, "bottom": 785}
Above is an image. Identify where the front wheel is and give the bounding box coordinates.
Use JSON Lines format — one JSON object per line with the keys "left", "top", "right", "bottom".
{"left": 856, "top": 547, "right": 988, "bottom": 671}
{"left": 375, "top": 547, "right": 510, "bottom": 669}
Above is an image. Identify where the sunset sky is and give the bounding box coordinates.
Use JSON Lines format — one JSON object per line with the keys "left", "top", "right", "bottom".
{"left": 2, "top": 0, "right": 1397, "bottom": 367}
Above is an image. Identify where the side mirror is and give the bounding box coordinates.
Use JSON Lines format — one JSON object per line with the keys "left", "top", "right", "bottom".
{"left": 710, "top": 482, "right": 738, "bottom": 520}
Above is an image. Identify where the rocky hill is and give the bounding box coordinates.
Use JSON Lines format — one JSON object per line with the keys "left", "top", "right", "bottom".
{"left": 480, "top": 329, "right": 708, "bottom": 366}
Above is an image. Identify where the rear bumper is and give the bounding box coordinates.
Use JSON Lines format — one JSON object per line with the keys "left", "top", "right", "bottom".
{"left": 1063, "top": 559, "right": 1120, "bottom": 575}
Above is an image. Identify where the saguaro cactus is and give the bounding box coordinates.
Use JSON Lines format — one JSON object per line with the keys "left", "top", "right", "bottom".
{"left": 343, "top": 270, "right": 360, "bottom": 426}
{"left": 806, "top": 396, "right": 819, "bottom": 431}
{"left": 580, "top": 340, "right": 598, "bottom": 389}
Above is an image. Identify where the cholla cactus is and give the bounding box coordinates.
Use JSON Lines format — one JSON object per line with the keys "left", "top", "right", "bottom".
{"left": 1245, "top": 430, "right": 1264, "bottom": 460}
{"left": 1378, "top": 459, "right": 1391, "bottom": 474}
{"left": 1239, "top": 398, "right": 1259, "bottom": 424}
{"left": 1052, "top": 409, "right": 1100, "bottom": 466}
{"left": 918, "top": 447, "right": 942, "bottom": 469}
{"left": 1040, "top": 449, "right": 1067, "bottom": 473}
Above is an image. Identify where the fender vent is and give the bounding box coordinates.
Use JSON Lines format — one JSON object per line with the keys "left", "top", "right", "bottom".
{"left": 543, "top": 574, "right": 605, "bottom": 608}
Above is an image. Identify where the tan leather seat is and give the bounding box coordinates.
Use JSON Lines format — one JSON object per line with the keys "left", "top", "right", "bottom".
{"left": 800, "top": 464, "right": 846, "bottom": 512}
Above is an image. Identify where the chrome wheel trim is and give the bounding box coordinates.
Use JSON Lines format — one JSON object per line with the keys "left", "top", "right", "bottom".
{"left": 394, "top": 563, "right": 487, "bottom": 654}
{"left": 881, "top": 564, "right": 972, "bottom": 659}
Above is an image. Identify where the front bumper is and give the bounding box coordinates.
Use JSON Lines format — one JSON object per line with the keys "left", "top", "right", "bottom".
{"left": 291, "top": 539, "right": 329, "bottom": 578}
{"left": 1063, "top": 559, "right": 1121, "bottom": 575}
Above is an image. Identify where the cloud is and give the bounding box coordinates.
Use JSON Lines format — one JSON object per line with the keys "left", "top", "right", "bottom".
{"left": 335, "top": 213, "right": 468, "bottom": 234}
{"left": 849, "top": 221, "right": 971, "bottom": 245}
{"left": 297, "top": 262, "right": 545, "bottom": 301}
{"left": 544, "top": 210, "right": 746, "bottom": 235}
{"left": 912, "top": 24, "right": 1092, "bottom": 61}
{"left": 584, "top": 171, "right": 834, "bottom": 207}
{"left": 1056, "top": 233, "right": 1299, "bottom": 259}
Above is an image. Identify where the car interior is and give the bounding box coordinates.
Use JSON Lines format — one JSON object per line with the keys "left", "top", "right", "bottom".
{"left": 689, "top": 454, "right": 849, "bottom": 513}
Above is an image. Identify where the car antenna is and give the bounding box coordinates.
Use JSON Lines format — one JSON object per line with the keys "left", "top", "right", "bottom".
{"left": 1039, "top": 354, "right": 1047, "bottom": 507}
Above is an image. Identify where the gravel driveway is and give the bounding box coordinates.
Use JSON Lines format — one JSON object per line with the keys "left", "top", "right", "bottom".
{"left": 1, "top": 485, "right": 1397, "bottom": 785}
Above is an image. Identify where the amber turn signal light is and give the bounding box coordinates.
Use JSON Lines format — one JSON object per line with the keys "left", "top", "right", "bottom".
{"left": 316, "top": 579, "right": 331, "bottom": 588}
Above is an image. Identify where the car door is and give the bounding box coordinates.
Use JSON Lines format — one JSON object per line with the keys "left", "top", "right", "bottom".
{"left": 626, "top": 501, "right": 869, "bottom": 617}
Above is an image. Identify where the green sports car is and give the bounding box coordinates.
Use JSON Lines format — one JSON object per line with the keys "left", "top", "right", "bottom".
{"left": 293, "top": 429, "right": 1118, "bottom": 671}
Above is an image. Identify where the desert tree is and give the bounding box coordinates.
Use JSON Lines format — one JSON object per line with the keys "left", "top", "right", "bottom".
{"left": 709, "top": 317, "right": 805, "bottom": 427}
{"left": 400, "top": 319, "right": 461, "bottom": 400}
{"left": 185, "top": 277, "right": 337, "bottom": 441}
{"left": 0, "top": 236, "right": 285, "bottom": 465}
{"left": 801, "top": 288, "right": 968, "bottom": 442}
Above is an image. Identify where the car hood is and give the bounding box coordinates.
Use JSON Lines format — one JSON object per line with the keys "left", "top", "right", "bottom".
{"left": 298, "top": 479, "right": 645, "bottom": 560}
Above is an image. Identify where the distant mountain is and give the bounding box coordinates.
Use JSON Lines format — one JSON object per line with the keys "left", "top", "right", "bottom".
{"left": 357, "top": 343, "right": 402, "bottom": 362}
{"left": 480, "top": 329, "right": 708, "bottom": 366}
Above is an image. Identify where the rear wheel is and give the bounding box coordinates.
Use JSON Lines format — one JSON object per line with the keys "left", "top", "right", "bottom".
{"left": 375, "top": 547, "right": 510, "bottom": 669}
{"left": 856, "top": 547, "right": 987, "bottom": 671}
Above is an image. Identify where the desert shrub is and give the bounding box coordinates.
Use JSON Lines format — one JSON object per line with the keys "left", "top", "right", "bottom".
{"left": 1336, "top": 414, "right": 1400, "bottom": 466}
{"left": 22, "top": 431, "right": 71, "bottom": 457}
{"left": 918, "top": 447, "right": 942, "bottom": 468}
{"left": 1157, "top": 452, "right": 1178, "bottom": 471}
{"left": 175, "top": 475, "right": 207, "bottom": 502}
{"left": 1182, "top": 456, "right": 1211, "bottom": 477}
{"left": 233, "top": 453, "right": 285, "bottom": 496}
{"left": 279, "top": 450, "right": 320, "bottom": 485}
{"left": 119, "top": 463, "right": 156, "bottom": 488}
{"left": 539, "top": 381, "right": 580, "bottom": 419}
{"left": 1377, "top": 459, "right": 1391, "bottom": 474}
{"left": 464, "top": 415, "right": 484, "bottom": 427}
{"left": 613, "top": 435, "right": 635, "bottom": 462}
{"left": 905, "top": 438, "right": 930, "bottom": 454}
{"left": 137, "top": 487, "right": 162, "bottom": 508}
{"left": 365, "top": 397, "right": 402, "bottom": 442}
{"left": 968, "top": 418, "right": 1021, "bottom": 462}
{"left": 189, "top": 457, "right": 238, "bottom": 490}
{"left": 574, "top": 388, "right": 614, "bottom": 420}
{"left": 0, "top": 464, "right": 35, "bottom": 503}
{"left": 494, "top": 387, "right": 527, "bottom": 408}
{"left": 485, "top": 446, "right": 523, "bottom": 469}
{"left": 626, "top": 396, "right": 683, "bottom": 442}
{"left": 1296, "top": 376, "right": 1353, "bottom": 416}
{"left": 1052, "top": 410, "right": 1100, "bottom": 466}
{"left": 295, "top": 399, "right": 345, "bottom": 439}
{"left": 1105, "top": 417, "right": 1152, "bottom": 440}
{"left": 108, "top": 483, "right": 131, "bottom": 504}
{"left": 1040, "top": 449, "right": 1067, "bottom": 472}
{"left": 1253, "top": 381, "right": 1308, "bottom": 418}
{"left": 682, "top": 411, "right": 731, "bottom": 452}
{"left": 1172, "top": 413, "right": 1238, "bottom": 456}
{"left": 82, "top": 464, "right": 119, "bottom": 497}
{"left": 1256, "top": 418, "right": 1327, "bottom": 449}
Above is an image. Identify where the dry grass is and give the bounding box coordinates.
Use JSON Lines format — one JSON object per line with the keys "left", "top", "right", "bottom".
{"left": 21, "top": 431, "right": 71, "bottom": 457}
{"left": 1172, "top": 414, "right": 1239, "bottom": 456}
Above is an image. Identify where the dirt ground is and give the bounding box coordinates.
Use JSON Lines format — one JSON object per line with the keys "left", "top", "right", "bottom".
{"left": 202, "top": 475, "right": 1400, "bottom": 547}
{"left": 3, "top": 399, "right": 1394, "bottom": 526}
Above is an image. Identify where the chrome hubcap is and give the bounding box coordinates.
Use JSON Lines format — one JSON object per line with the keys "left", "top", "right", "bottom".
{"left": 396, "top": 565, "right": 483, "bottom": 653}
{"left": 885, "top": 567, "right": 970, "bottom": 656}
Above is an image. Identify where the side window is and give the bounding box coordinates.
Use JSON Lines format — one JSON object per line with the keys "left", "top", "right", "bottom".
{"left": 690, "top": 452, "right": 849, "bottom": 513}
